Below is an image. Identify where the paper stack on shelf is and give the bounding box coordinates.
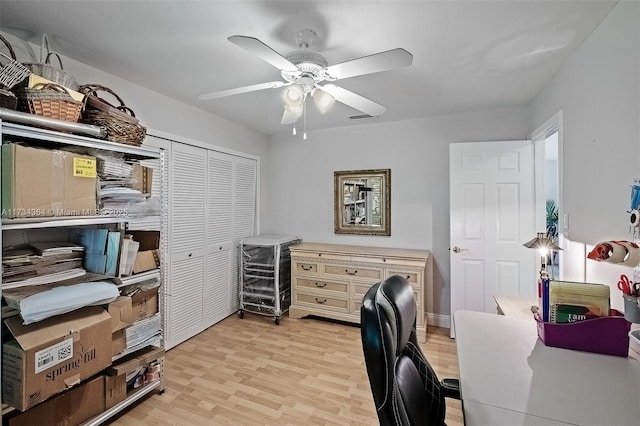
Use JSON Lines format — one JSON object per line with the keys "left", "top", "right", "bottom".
{"left": 119, "top": 235, "right": 140, "bottom": 276}
{"left": 2, "top": 280, "right": 119, "bottom": 324}
{"left": 96, "top": 152, "right": 134, "bottom": 181}
{"left": 2, "top": 243, "right": 86, "bottom": 289}
{"left": 93, "top": 152, "right": 155, "bottom": 216}
{"left": 122, "top": 313, "right": 162, "bottom": 355}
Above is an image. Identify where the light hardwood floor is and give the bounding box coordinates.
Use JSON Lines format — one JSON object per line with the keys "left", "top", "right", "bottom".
{"left": 110, "top": 313, "right": 463, "bottom": 426}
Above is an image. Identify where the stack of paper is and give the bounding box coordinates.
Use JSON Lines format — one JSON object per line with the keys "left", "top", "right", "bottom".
{"left": 124, "top": 313, "right": 162, "bottom": 350}
{"left": 94, "top": 152, "right": 148, "bottom": 215}
{"left": 2, "top": 243, "right": 86, "bottom": 289}
{"left": 119, "top": 236, "right": 140, "bottom": 276}
{"left": 96, "top": 152, "right": 134, "bottom": 180}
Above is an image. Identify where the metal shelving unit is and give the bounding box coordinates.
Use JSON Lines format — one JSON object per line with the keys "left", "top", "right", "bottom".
{"left": 238, "top": 234, "right": 300, "bottom": 324}
{"left": 0, "top": 119, "right": 166, "bottom": 424}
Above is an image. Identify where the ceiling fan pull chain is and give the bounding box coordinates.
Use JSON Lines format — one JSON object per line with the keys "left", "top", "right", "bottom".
{"left": 303, "top": 93, "right": 308, "bottom": 140}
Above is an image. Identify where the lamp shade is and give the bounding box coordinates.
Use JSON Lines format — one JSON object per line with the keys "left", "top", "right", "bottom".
{"left": 523, "top": 232, "right": 562, "bottom": 251}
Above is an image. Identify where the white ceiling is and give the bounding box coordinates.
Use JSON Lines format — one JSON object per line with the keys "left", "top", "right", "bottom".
{"left": 0, "top": 1, "right": 617, "bottom": 136}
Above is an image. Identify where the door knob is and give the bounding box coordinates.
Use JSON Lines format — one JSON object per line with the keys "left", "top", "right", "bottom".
{"left": 452, "top": 246, "right": 469, "bottom": 253}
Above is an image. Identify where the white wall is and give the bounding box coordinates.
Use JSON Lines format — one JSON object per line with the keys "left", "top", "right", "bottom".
{"left": 531, "top": 0, "right": 639, "bottom": 305}
{"left": 264, "top": 108, "right": 530, "bottom": 317}
{"left": 0, "top": 31, "right": 269, "bottom": 157}
{"left": 531, "top": 1, "right": 639, "bottom": 245}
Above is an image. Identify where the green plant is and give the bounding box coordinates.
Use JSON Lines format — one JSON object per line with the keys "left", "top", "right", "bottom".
{"left": 546, "top": 199, "right": 559, "bottom": 241}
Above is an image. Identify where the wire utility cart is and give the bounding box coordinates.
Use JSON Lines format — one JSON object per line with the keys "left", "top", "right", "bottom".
{"left": 239, "top": 234, "right": 300, "bottom": 324}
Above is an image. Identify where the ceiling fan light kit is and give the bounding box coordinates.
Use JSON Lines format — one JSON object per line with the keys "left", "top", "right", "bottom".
{"left": 198, "top": 28, "right": 413, "bottom": 138}
{"left": 312, "top": 88, "right": 335, "bottom": 114}
{"left": 282, "top": 84, "right": 305, "bottom": 107}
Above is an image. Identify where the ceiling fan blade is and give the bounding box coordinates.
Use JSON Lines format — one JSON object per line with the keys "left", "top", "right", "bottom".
{"left": 198, "top": 81, "right": 287, "bottom": 100}
{"left": 228, "top": 35, "right": 299, "bottom": 72}
{"left": 325, "top": 48, "right": 413, "bottom": 80}
{"left": 318, "top": 84, "right": 386, "bottom": 117}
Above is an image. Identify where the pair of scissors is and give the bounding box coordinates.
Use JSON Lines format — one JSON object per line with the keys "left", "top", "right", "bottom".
{"left": 618, "top": 274, "right": 640, "bottom": 296}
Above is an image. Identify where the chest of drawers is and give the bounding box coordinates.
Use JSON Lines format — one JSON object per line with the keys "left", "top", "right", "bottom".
{"left": 289, "top": 242, "right": 431, "bottom": 342}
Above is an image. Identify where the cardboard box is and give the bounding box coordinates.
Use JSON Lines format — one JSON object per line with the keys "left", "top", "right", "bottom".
{"left": 104, "top": 373, "right": 126, "bottom": 409}
{"left": 1, "top": 144, "right": 97, "bottom": 219}
{"left": 6, "top": 376, "right": 105, "bottom": 426}
{"left": 128, "top": 231, "right": 159, "bottom": 251}
{"left": 127, "top": 231, "right": 160, "bottom": 274}
{"left": 107, "top": 296, "right": 134, "bottom": 332}
{"left": 132, "top": 249, "right": 160, "bottom": 274}
{"left": 108, "top": 346, "right": 164, "bottom": 393}
{"left": 131, "top": 164, "right": 153, "bottom": 194}
{"left": 112, "top": 329, "right": 126, "bottom": 358}
{"left": 131, "top": 287, "right": 159, "bottom": 322}
{"left": 2, "top": 307, "right": 112, "bottom": 411}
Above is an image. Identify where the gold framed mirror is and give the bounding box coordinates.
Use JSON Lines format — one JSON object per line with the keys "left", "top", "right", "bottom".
{"left": 334, "top": 169, "right": 390, "bottom": 236}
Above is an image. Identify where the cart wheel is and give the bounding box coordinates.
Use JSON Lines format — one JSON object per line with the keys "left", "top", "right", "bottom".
{"left": 274, "top": 316, "right": 280, "bottom": 325}
{"left": 238, "top": 310, "right": 244, "bottom": 319}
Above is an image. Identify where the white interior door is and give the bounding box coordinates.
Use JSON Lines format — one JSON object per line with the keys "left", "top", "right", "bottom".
{"left": 450, "top": 141, "right": 536, "bottom": 334}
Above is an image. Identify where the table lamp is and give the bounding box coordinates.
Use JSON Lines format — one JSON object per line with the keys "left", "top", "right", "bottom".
{"left": 523, "top": 232, "right": 562, "bottom": 280}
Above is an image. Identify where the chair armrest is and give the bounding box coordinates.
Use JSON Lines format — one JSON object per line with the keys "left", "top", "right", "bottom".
{"left": 441, "top": 378, "right": 461, "bottom": 400}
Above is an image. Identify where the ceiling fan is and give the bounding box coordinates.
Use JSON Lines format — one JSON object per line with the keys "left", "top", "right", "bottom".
{"left": 198, "top": 29, "right": 413, "bottom": 130}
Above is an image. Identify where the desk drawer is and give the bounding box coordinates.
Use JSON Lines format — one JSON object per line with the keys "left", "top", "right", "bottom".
{"left": 295, "top": 278, "right": 348, "bottom": 294}
{"left": 324, "top": 264, "right": 382, "bottom": 280}
{"left": 386, "top": 269, "right": 419, "bottom": 285}
{"left": 293, "top": 261, "right": 319, "bottom": 275}
{"left": 353, "top": 282, "right": 422, "bottom": 307}
{"left": 295, "top": 292, "right": 349, "bottom": 312}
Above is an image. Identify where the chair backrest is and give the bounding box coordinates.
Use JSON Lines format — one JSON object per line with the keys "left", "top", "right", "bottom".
{"left": 361, "top": 275, "right": 447, "bottom": 426}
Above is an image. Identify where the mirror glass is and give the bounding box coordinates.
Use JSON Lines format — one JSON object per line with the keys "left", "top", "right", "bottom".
{"left": 334, "top": 169, "right": 390, "bottom": 236}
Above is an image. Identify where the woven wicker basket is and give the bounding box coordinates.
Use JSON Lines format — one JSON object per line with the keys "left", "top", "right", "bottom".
{"left": 79, "top": 84, "right": 146, "bottom": 146}
{"left": 0, "top": 88, "right": 17, "bottom": 110}
{"left": 24, "top": 52, "right": 79, "bottom": 91}
{"left": 15, "top": 83, "right": 83, "bottom": 122}
{"left": 0, "top": 34, "right": 30, "bottom": 90}
{"left": 22, "top": 35, "right": 79, "bottom": 90}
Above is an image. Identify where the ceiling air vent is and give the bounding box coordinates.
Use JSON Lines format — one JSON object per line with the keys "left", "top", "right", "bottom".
{"left": 349, "top": 114, "right": 376, "bottom": 120}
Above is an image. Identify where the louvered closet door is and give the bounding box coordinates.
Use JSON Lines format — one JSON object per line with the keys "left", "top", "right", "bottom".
{"left": 167, "top": 142, "right": 207, "bottom": 349}
{"left": 204, "top": 151, "right": 234, "bottom": 328}
{"left": 231, "top": 156, "right": 257, "bottom": 311}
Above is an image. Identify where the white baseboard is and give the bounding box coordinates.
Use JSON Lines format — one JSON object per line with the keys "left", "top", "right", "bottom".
{"left": 427, "top": 313, "right": 451, "bottom": 328}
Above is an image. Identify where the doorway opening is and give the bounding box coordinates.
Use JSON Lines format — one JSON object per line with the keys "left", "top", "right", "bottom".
{"left": 532, "top": 112, "right": 562, "bottom": 279}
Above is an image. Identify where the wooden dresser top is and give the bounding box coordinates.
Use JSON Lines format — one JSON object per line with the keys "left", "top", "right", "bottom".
{"left": 290, "top": 242, "right": 430, "bottom": 261}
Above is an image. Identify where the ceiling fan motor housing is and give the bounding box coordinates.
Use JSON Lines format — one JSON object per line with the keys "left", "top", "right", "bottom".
{"left": 282, "top": 50, "right": 331, "bottom": 83}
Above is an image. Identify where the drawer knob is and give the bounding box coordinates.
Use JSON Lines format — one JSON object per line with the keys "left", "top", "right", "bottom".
{"left": 301, "top": 264, "right": 313, "bottom": 271}
{"left": 315, "top": 282, "right": 326, "bottom": 288}
{"left": 345, "top": 269, "right": 358, "bottom": 275}
{"left": 315, "top": 298, "right": 327, "bottom": 304}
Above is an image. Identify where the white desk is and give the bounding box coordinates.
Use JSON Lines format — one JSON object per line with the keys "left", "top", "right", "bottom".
{"left": 454, "top": 310, "right": 640, "bottom": 426}
{"left": 494, "top": 294, "right": 537, "bottom": 319}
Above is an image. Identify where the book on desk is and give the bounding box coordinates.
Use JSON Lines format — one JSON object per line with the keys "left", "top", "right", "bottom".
{"left": 539, "top": 280, "right": 610, "bottom": 323}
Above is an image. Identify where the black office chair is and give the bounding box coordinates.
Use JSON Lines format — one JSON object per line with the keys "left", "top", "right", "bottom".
{"left": 361, "top": 275, "right": 461, "bottom": 426}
